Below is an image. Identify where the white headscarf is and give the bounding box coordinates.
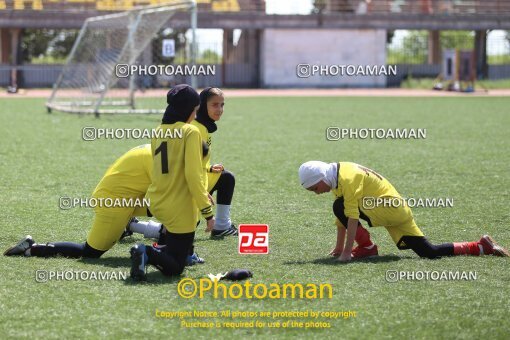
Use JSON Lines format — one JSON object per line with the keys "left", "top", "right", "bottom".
{"left": 298, "top": 161, "right": 337, "bottom": 189}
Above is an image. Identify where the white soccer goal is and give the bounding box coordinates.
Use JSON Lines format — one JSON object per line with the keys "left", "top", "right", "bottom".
{"left": 46, "top": 0, "right": 197, "bottom": 116}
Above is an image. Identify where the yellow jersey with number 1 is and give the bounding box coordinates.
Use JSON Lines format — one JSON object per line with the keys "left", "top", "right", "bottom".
{"left": 146, "top": 122, "right": 212, "bottom": 233}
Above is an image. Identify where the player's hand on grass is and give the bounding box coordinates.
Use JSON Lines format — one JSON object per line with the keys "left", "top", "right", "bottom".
{"left": 205, "top": 217, "right": 215, "bottom": 232}
{"left": 337, "top": 251, "right": 352, "bottom": 262}
{"left": 329, "top": 247, "right": 343, "bottom": 257}
{"left": 211, "top": 164, "right": 224, "bottom": 173}
{"left": 208, "top": 193, "right": 215, "bottom": 206}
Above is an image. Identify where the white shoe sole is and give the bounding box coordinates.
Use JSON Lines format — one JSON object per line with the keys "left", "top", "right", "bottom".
{"left": 481, "top": 235, "right": 509, "bottom": 257}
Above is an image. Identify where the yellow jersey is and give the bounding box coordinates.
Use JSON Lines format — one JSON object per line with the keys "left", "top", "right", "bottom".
{"left": 332, "top": 162, "right": 404, "bottom": 227}
{"left": 191, "top": 120, "right": 212, "bottom": 168}
{"left": 92, "top": 144, "right": 152, "bottom": 201}
{"left": 146, "top": 122, "right": 213, "bottom": 233}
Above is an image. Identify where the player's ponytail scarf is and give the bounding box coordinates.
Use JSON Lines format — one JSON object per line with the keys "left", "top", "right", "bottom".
{"left": 299, "top": 161, "right": 338, "bottom": 189}
{"left": 162, "top": 84, "right": 200, "bottom": 124}
{"left": 196, "top": 87, "right": 218, "bottom": 133}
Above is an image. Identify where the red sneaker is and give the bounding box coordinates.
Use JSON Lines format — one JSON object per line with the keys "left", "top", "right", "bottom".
{"left": 351, "top": 244, "right": 379, "bottom": 259}
{"left": 479, "top": 235, "right": 509, "bottom": 257}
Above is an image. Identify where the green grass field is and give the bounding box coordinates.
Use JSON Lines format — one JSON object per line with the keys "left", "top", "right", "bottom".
{"left": 1, "top": 96, "right": 509, "bottom": 339}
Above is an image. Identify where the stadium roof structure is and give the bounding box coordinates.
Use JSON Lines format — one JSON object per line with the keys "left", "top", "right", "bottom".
{"left": 1, "top": 0, "right": 510, "bottom": 30}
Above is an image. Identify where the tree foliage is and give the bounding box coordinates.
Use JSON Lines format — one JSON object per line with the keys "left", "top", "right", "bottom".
{"left": 21, "top": 29, "right": 78, "bottom": 63}
{"left": 389, "top": 30, "right": 476, "bottom": 64}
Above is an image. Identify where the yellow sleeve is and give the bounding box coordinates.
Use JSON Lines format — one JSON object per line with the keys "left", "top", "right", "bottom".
{"left": 191, "top": 120, "right": 212, "bottom": 173}
{"left": 185, "top": 129, "right": 213, "bottom": 219}
{"left": 341, "top": 172, "right": 364, "bottom": 220}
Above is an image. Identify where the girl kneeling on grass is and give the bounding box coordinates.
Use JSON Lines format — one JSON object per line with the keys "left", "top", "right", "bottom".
{"left": 299, "top": 161, "right": 509, "bottom": 262}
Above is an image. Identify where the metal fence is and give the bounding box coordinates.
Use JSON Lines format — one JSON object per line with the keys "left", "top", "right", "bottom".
{"left": 2, "top": 27, "right": 509, "bottom": 88}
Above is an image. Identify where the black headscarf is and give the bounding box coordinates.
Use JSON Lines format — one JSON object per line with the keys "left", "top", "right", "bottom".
{"left": 162, "top": 84, "right": 200, "bottom": 124}
{"left": 195, "top": 87, "right": 218, "bottom": 133}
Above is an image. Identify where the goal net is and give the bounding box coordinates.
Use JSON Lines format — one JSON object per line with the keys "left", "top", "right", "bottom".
{"left": 46, "top": 0, "right": 197, "bottom": 116}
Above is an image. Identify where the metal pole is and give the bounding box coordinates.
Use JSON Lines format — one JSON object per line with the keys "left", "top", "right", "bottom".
{"left": 128, "top": 14, "right": 136, "bottom": 110}
{"left": 47, "top": 20, "right": 89, "bottom": 109}
{"left": 190, "top": 0, "right": 198, "bottom": 88}
{"left": 94, "top": 11, "right": 143, "bottom": 116}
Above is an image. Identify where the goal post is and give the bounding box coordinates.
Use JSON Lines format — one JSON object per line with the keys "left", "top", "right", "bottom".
{"left": 46, "top": 0, "right": 197, "bottom": 117}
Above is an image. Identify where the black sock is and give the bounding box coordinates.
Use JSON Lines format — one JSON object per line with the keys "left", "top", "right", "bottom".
{"left": 157, "top": 228, "right": 167, "bottom": 245}
{"left": 400, "top": 236, "right": 454, "bottom": 259}
{"left": 30, "top": 242, "right": 105, "bottom": 258}
{"left": 146, "top": 231, "right": 195, "bottom": 276}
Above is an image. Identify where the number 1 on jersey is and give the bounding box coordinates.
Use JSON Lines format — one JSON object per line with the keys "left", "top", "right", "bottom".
{"left": 155, "top": 141, "right": 169, "bottom": 174}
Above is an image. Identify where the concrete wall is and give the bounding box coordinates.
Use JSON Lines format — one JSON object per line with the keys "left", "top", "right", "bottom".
{"left": 260, "top": 28, "right": 388, "bottom": 88}
{"left": 0, "top": 64, "right": 64, "bottom": 87}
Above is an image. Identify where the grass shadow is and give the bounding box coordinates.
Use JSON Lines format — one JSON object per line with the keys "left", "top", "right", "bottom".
{"left": 117, "top": 237, "right": 140, "bottom": 245}
{"left": 79, "top": 256, "right": 199, "bottom": 285}
{"left": 284, "top": 254, "right": 407, "bottom": 265}
{"left": 78, "top": 256, "right": 130, "bottom": 269}
{"left": 122, "top": 271, "right": 182, "bottom": 286}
